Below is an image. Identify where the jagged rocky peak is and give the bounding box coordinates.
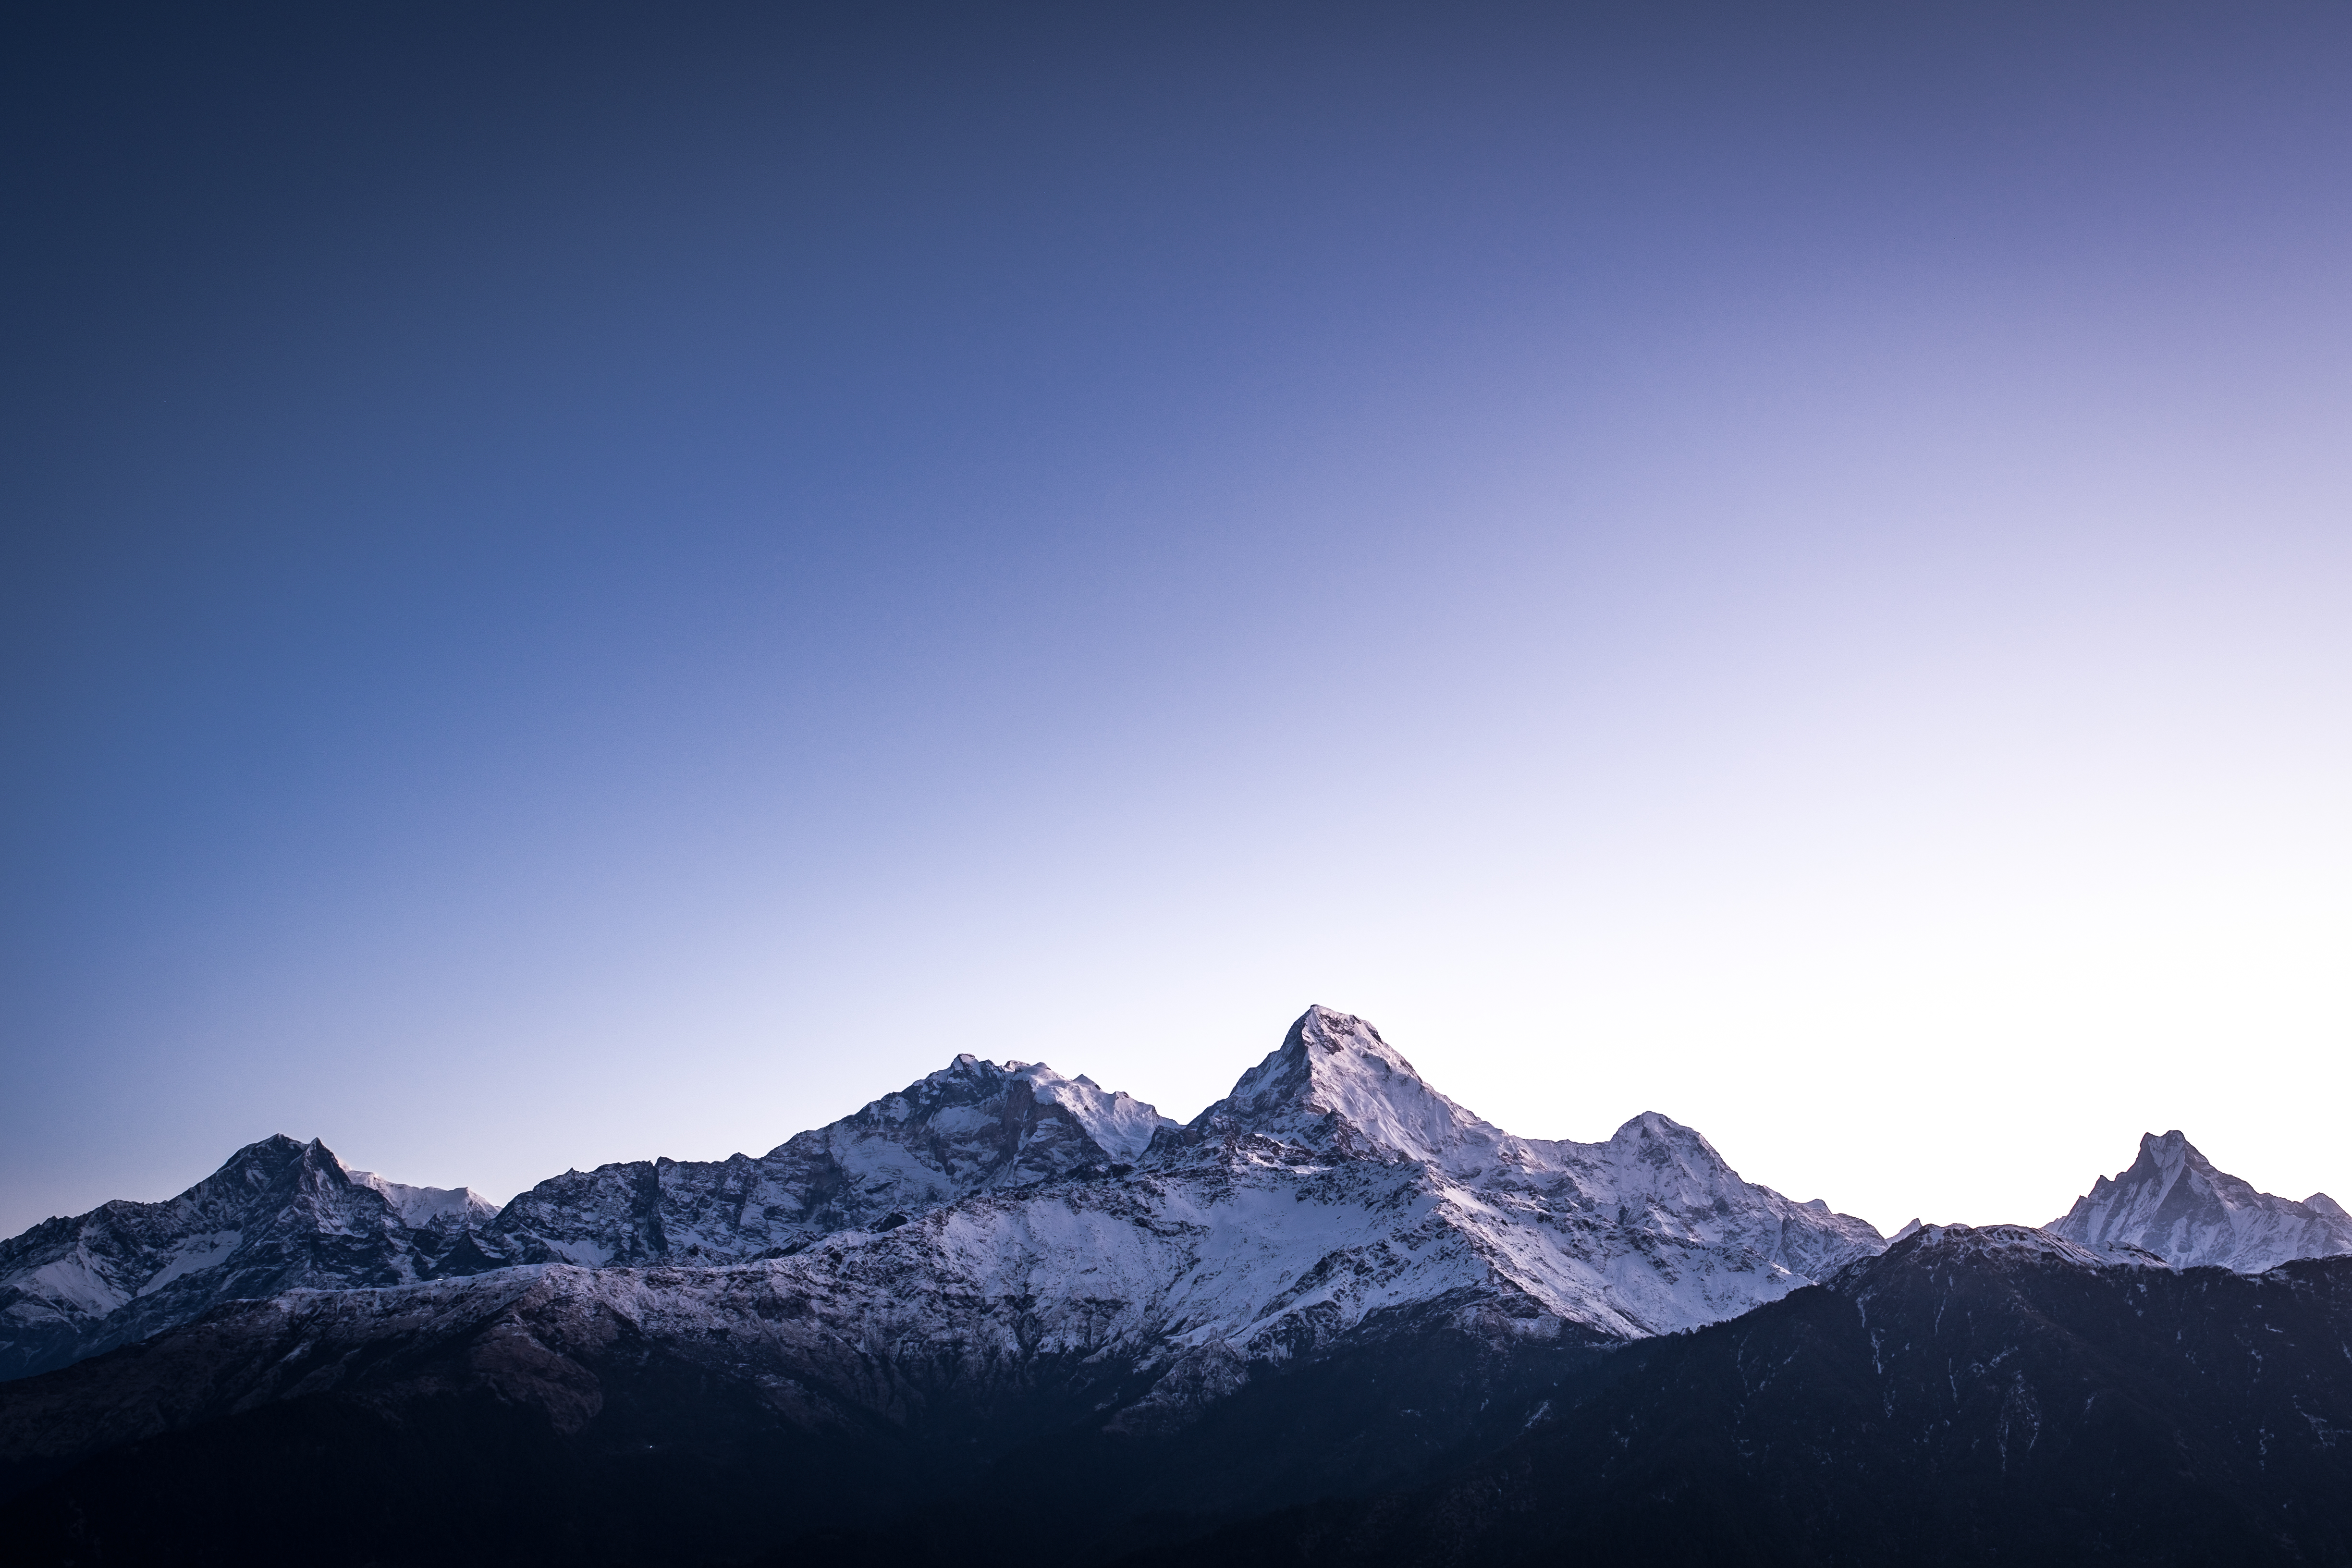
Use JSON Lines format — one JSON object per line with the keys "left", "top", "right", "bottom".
{"left": 0, "top": 1133, "right": 498, "bottom": 1383}
{"left": 185, "top": 1132, "right": 342, "bottom": 1206}
{"left": 2047, "top": 1129, "right": 2352, "bottom": 1273}
{"left": 483, "top": 1049, "right": 1179, "bottom": 1271}
{"left": 208, "top": 1135, "right": 492, "bottom": 1234}
{"left": 770, "top": 1050, "right": 1178, "bottom": 1177}
{"left": 852, "top": 1052, "right": 1173, "bottom": 1165}
{"left": 1172, "top": 1009, "right": 1882, "bottom": 1282}
{"left": 0, "top": 1004, "right": 1901, "bottom": 1397}
{"left": 1188, "top": 1005, "right": 1490, "bottom": 1164}
{"left": 1596, "top": 1109, "right": 1747, "bottom": 1185}
{"left": 28, "top": 1132, "right": 467, "bottom": 1239}
{"left": 1019, "top": 1064, "right": 1172, "bottom": 1164}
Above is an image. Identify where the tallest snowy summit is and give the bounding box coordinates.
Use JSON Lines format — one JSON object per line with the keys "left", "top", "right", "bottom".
{"left": 1191, "top": 1004, "right": 1487, "bottom": 1164}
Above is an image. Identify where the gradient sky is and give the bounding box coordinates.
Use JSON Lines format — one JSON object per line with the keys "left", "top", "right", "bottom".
{"left": 6, "top": 2, "right": 2350, "bottom": 1239}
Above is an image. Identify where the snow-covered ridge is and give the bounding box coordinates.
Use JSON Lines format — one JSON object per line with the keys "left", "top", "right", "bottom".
{"left": 0, "top": 1006, "right": 1879, "bottom": 1382}
{"left": 481, "top": 1051, "right": 1180, "bottom": 1269}
{"left": 14, "top": 1005, "right": 2348, "bottom": 1395}
{"left": 1142, "top": 1006, "right": 1886, "bottom": 1338}
{"left": 0, "top": 1135, "right": 495, "bottom": 1382}
{"left": 0, "top": 1050, "right": 1183, "bottom": 1380}
{"left": 340, "top": 1165, "right": 501, "bottom": 1227}
{"left": 2047, "top": 1130, "right": 2352, "bottom": 1273}
{"left": 0, "top": 1007, "right": 1897, "bottom": 1448}
{"left": 1010, "top": 1060, "right": 1169, "bottom": 1163}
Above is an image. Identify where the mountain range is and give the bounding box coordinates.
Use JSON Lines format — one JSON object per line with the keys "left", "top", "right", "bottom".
{"left": 2, "top": 1005, "right": 2347, "bottom": 1567}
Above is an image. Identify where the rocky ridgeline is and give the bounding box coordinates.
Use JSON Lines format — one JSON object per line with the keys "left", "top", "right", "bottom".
{"left": 5, "top": 1007, "right": 2346, "bottom": 1389}
{"left": 4, "top": 1007, "right": 1890, "bottom": 1381}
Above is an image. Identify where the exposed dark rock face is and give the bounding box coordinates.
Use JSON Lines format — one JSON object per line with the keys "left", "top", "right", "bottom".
{"left": 0, "top": 1134, "right": 494, "bottom": 1382}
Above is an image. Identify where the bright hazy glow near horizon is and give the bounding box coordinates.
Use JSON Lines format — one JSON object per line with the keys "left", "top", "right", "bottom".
{"left": 5, "top": 3, "right": 2350, "bottom": 1240}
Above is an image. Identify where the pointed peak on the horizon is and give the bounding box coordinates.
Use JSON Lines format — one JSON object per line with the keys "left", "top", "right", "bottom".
{"left": 930, "top": 1053, "right": 1090, "bottom": 1089}
{"left": 2125, "top": 1130, "right": 2218, "bottom": 1182}
{"left": 767, "top": 1048, "right": 1170, "bottom": 1170}
{"left": 1282, "top": 1003, "right": 1394, "bottom": 1052}
{"left": 1605, "top": 1110, "right": 1738, "bottom": 1174}
{"left": 1285, "top": 1005, "right": 1423, "bottom": 1077}
{"left": 1609, "top": 1110, "right": 1705, "bottom": 1141}
{"left": 1275, "top": 1006, "right": 1437, "bottom": 1085}
{"left": 213, "top": 1133, "right": 321, "bottom": 1174}
{"left": 941, "top": 1051, "right": 1002, "bottom": 1075}
{"left": 1192, "top": 1005, "right": 1484, "bottom": 1166}
{"left": 2052, "top": 1127, "right": 2352, "bottom": 1272}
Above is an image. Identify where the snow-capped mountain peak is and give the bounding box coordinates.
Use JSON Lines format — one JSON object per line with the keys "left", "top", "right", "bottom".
{"left": 1603, "top": 1109, "right": 1735, "bottom": 1178}
{"left": 1577, "top": 1111, "right": 1825, "bottom": 1225}
{"left": 475, "top": 1051, "right": 1181, "bottom": 1272}
{"left": 1128, "top": 1006, "right": 1888, "bottom": 1339}
{"left": 1186, "top": 1005, "right": 1491, "bottom": 1164}
{"left": 816, "top": 1052, "right": 1173, "bottom": 1167}
{"left": 0, "top": 1134, "right": 496, "bottom": 1381}
{"left": 0, "top": 1007, "right": 1886, "bottom": 1384}
{"left": 1002, "top": 1060, "right": 1175, "bottom": 1163}
{"left": 2047, "top": 1130, "right": 2352, "bottom": 1272}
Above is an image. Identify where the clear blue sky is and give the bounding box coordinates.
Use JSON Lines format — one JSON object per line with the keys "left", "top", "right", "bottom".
{"left": 6, "top": 2, "right": 2350, "bottom": 1237}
